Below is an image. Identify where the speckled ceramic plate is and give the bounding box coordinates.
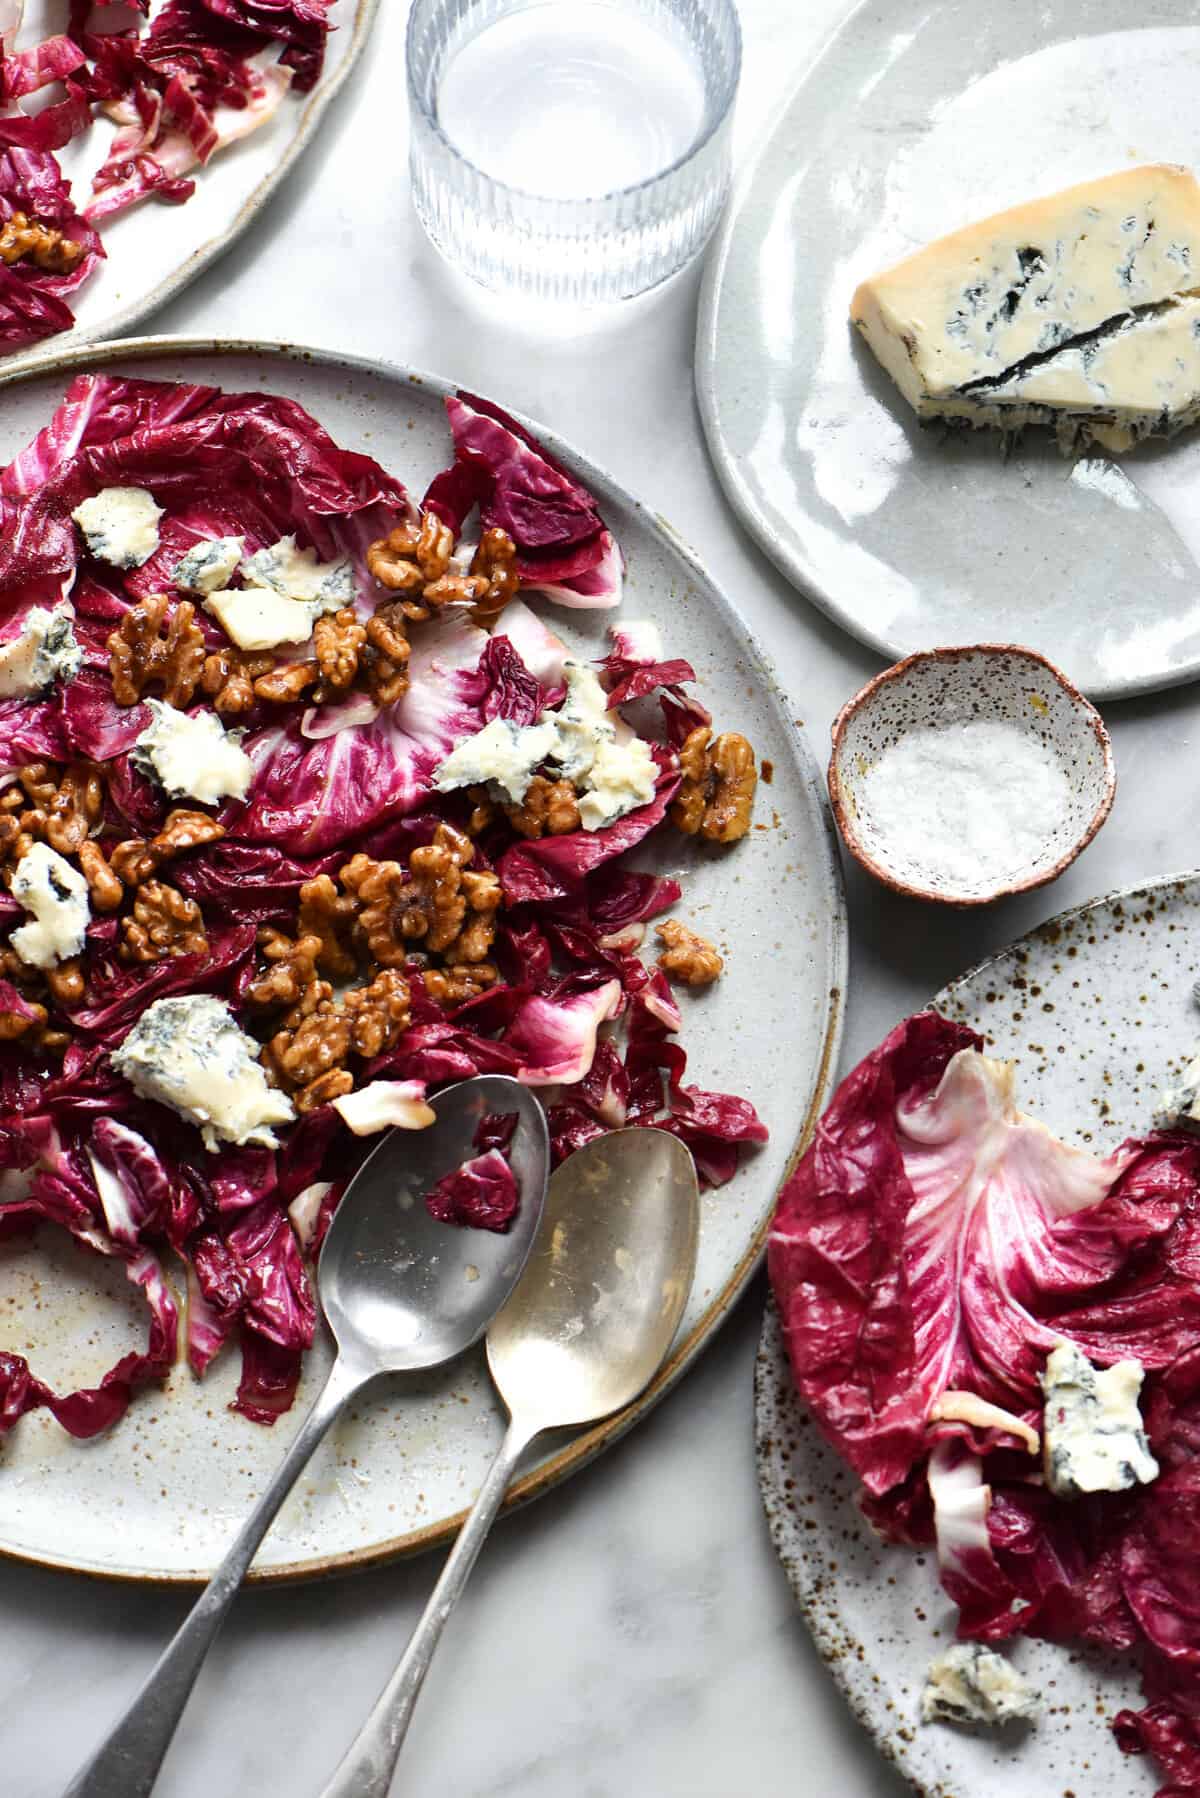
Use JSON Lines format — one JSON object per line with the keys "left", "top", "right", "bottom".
{"left": 697, "top": 0, "right": 1200, "bottom": 701}
{"left": 0, "top": 335, "right": 847, "bottom": 1584}
{"left": 1, "top": 1, "right": 378, "bottom": 377}
{"left": 754, "top": 872, "right": 1200, "bottom": 1796}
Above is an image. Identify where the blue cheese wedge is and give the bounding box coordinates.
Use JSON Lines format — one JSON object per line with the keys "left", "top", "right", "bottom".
{"left": 111, "top": 996, "right": 295, "bottom": 1151}
{"left": 433, "top": 662, "right": 655, "bottom": 829}
{"left": 132, "top": 699, "right": 253, "bottom": 806}
{"left": 71, "top": 487, "right": 163, "bottom": 568}
{"left": 0, "top": 606, "right": 81, "bottom": 699}
{"left": 10, "top": 842, "right": 90, "bottom": 968}
{"left": 172, "top": 536, "right": 245, "bottom": 595}
{"left": 921, "top": 1644, "right": 1040, "bottom": 1727}
{"left": 204, "top": 585, "right": 320, "bottom": 652}
{"left": 1040, "top": 1339, "right": 1159, "bottom": 1498}
{"left": 241, "top": 536, "right": 354, "bottom": 608}
{"left": 851, "top": 164, "right": 1200, "bottom": 452}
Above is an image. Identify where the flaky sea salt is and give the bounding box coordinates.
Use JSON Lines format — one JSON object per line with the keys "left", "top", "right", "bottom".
{"left": 858, "top": 721, "right": 1071, "bottom": 890}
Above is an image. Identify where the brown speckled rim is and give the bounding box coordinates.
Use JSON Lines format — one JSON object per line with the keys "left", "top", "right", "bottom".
{"left": 0, "top": 334, "right": 848, "bottom": 1586}
{"left": 827, "top": 642, "right": 1117, "bottom": 909}
{"left": 0, "top": 1, "right": 381, "bottom": 381}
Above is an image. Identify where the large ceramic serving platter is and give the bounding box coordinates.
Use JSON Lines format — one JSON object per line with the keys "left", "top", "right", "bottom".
{"left": 0, "top": 336, "right": 847, "bottom": 1583}
{"left": 697, "top": 0, "right": 1200, "bottom": 701}
{"left": 754, "top": 873, "right": 1200, "bottom": 1796}
{"left": 2, "top": 2, "right": 378, "bottom": 375}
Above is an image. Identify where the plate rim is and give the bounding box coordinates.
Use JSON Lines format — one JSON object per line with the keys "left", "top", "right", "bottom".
{"left": 0, "top": 0, "right": 382, "bottom": 381}
{"left": 694, "top": 0, "right": 1200, "bottom": 705}
{"left": 0, "top": 331, "right": 849, "bottom": 1585}
{"left": 753, "top": 865, "right": 1199, "bottom": 1796}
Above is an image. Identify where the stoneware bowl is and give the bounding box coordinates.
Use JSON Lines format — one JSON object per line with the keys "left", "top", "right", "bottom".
{"left": 828, "top": 644, "right": 1116, "bottom": 907}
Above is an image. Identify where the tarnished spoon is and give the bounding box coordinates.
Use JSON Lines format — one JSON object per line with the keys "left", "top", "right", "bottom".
{"left": 63, "top": 1075, "right": 549, "bottom": 1798}
{"left": 317, "top": 1126, "right": 700, "bottom": 1798}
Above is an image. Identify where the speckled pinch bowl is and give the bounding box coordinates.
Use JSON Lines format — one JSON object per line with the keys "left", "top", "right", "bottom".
{"left": 828, "top": 645, "right": 1116, "bottom": 907}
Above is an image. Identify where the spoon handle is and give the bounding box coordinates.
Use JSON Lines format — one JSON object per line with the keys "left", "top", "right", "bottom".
{"left": 317, "top": 1413, "right": 541, "bottom": 1798}
{"left": 63, "top": 1354, "right": 362, "bottom": 1798}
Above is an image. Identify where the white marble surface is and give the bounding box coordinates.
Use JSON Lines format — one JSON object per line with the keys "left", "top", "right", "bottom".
{"left": 4, "top": 1, "right": 1197, "bottom": 1793}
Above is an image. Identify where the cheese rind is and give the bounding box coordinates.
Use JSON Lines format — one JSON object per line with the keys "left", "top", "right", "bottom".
{"left": 851, "top": 164, "right": 1200, "bottom": 449}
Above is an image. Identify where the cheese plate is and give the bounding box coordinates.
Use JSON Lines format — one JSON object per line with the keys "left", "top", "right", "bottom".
{"left": 697, "top": 0, "right": 1200, "bottom": 701}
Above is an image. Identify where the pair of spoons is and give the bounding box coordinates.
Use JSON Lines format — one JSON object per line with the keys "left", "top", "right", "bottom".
{"left": 64, "top": 1075, "right": 699, "bottom": 1798}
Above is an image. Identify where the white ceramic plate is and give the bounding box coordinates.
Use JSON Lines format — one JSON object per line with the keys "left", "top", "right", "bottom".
{"left": 1, "top": 2, "right": 377, "bottom": 375}
{"left": 754, "top": 872, "right": 1200, "bottom": 1796}
{"left": 0, "top": 336, "right": 847, "bottom": 1583}
{"left": 697, "top": 0, "right": 1200, "bottom": 701}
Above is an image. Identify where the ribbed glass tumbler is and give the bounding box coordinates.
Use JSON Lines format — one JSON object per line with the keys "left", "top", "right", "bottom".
{"left": 406, "top": 0, "right": 742, "bottom": 304}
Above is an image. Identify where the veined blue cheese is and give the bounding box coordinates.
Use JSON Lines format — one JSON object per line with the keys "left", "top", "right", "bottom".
{"left": 0, "top": 606, "right": 81, "bottom": 698}
{"left": 204, "top": 585, "right": 320, "bottom": 652}
{"left": 921, "top": 1644, "right": 1040, "bottom": 1727}
{"left": 433, "top": 661, "right": 656, "bottom": 829}
{"left": 1040, "top": 1339, "right": 1159, "bottom": 1498}
{"left": 173, "top": 536, "right": 245, "bottom": 595}
{"left": 132, "top": 699, "right": 253, "bottom": 806}
{"left": 10, "top": 842, "right": 90, "bottom": 968}
{"left": 1156, "top": 1043, "right": 1200, "bottom": 1129}
{"left": 71, "top": 487, "right": 163, "bottom": 568}
{"left": 851, "top": 164, "right": 1200, "bottom": 452}
{"left": 241, "top": 536, "right": 354, "bottom": 608}
{"left": 111, "top": 996, "right": 295, "bottom": 1151}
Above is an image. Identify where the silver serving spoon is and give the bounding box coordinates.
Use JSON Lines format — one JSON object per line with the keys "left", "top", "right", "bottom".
{"left": 63, "top": 1074, "right": 549, "bottom": 1798}
{"left": 317, "top": 1126, "right": 700, "bottom": 1798}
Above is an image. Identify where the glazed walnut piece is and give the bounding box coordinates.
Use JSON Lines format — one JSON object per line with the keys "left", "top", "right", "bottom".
{"left": 245, "top": 928, "right": 322, "bottom": 1009}
{"left": 261, "top": 968, "right": 412, "bottom": 1112}
{"left": 201, "top": 646, "right": 276, "bottom": 717}
{"left": 0, "top": 761, "right": 105, "bottom": 868}
{"left": 467, "top": 528, "right": 520, "bottom": 628}
{"left": 505, "top": 775, "right": 580, "bottom": 841}
{"left": 364, "top": 602, "right": 412, "bottom": 706}
{"left": 422, "top": 963, "right": 498, "bottom": 1007}
{"left": 108, "top": 595, "right": 206, "bottom": 708}
{"left": 341, "top": 968, "right": 412, "bottom": 1058}
{"left": 313, "top": 609, "right": 366, "bottom": 695}
{"left": 108, "top": 810, "right": 227, "bottom": 889}
{"left": 296, "top": 875, "right": 358, "bottom": 980}
{"left": 656, "top": 918, "right": 723, "bottom": 987}
{"left": 0, "top": 211, "right": 86, "bottom": 275}
{"left": 120, "top": 881, "right": 207, "bottom": 963}
{"left": 78, "top": 840, "right": 124, "bottom": 913}
{"left": 366, "top": 513, "right": 454, "bottom": 599}
{"left": 340, "top": 824, "right": 500, "bottom": 968}
{"left": 671, "top": 728, "right": 758, "bottom": 844}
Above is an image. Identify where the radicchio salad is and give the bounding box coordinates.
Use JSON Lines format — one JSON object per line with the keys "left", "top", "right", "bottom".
{"left": 770, "top": 1011, "right": 1200, "bottom": 1796}
{"left": 0, "top": 373, "right": 765, "bottom": 1444}
{"left": 0, "top": 0, "right": 338, "bottom": 352}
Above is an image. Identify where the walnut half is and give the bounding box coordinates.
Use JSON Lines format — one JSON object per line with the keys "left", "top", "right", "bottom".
{"left": 671, "top": 728, "right": 757, "bottom": 844}
{"left": 656, "top": 919, "right": 723, "bottom": 987}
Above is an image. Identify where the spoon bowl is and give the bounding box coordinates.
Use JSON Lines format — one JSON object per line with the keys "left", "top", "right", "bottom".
{"left": 321, "top": 1076, "right": 550, "bottom": 1374}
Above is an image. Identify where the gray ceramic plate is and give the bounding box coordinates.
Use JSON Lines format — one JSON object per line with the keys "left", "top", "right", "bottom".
{"left": 697, "top": 0, "right": 1200, "bottom": 701}
{"left": 0, "top": 336, "right": 847, "bottom": 1583}
{"left": 1, "top": 1, "right": 378, "bottom": 376}
{"left": 753, "top": 872, "right": 1200, "bottom": 1795}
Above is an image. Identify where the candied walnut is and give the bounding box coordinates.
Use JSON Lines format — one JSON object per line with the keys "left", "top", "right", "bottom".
{"left": 78, "top": 840, "right": 124, "bottom": 913}
{"left": 505, "top": 775, "right": 580, "bottom": 840}
{"left": 0, "top": 211, "right": 86, "bottom": 275}
{"left": 341, "top": 968, "right": 412, "bottom": 1059}
{"left": 245, "top": 928, "right": 321, "bottom": 1009}
{"left": 468, "top": 528, "right": 520, "bottom": 627}
{"left": 151, "top": 809, "right": 227, "bottom": 860}
{"left": 0, "top": 995, "right": 46, "bottom": 1040}
{"left": 264, "top": 983, "right": 351, "bottom": 1099}
{"left": 422, "top": 963, "right": 498, "bottom": 1007}
{"left": 109, "top": 838, "right": 159, "bottom": 886}
{"left": 201, "top": 646, "right": 276, "bottom": 717}
{"left": 13, "top": 760, "right": 104, "bottom": 858}
{"left": 313, "top": 609, "right": 366, "bottom": 695}
{"left": 253, "top": 660, "right": 318, "bottom": 704}
{"left": 297, "top": 876, "right": 358, "bottom": 980}
{"left": 341, "top": 824, "right": 496, "bottom": 967}
{"left": 366, "top": 513, "right": 454, "bottom": 596}
{"left": 294, "top": 1068, "right": 355, "bottom": 1113}
{"left": 656, "top": 918, "right": 723, "bottom": 987}
{"left": 108, "top": 595, "right": 205, "bottom": 708}
{"left": 670, "top": 728, "right": 757, "bottom": 844}
{"left": 120, "top": 881, "right": 207, "bottom": 964}
{"left": 363, "top": 602, "right": 411, "bottom": 706}
{"left": 464, "top": 786, "right": 497, "bottom": 837}
{"left": 45, "top": 959, "right": 84, "bottom": 1006}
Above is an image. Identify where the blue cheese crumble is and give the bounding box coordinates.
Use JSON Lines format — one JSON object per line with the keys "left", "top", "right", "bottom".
{"left": 433, "top": 662, "right": 656, "bottom": 829}
{"left": 0, "top": 607, "right": 81, "bottom": 699}
{"left": 1040, "top": 1339, "right": 1159, "bottom": 1498}
{"left": 111, "top": 996, "right": 295, "bottom": 1151}
{"left": 921, "top": 1644, "right": 1040, "bottom": 1727}
{"left": 71, "top": 487, "right": 163, "bottom": 569}
{"left": 1156, "top": 1044, "right": 1200, "bottom": 1129}
{"left": 10, "top": 842, "right": 90, "bottom": 968}
{"left": 132, "top": 699, "right": 254, "bottom": 806}
{"left": 172, "top": 536, "right": 245, "bottom": 595}
{"left": 204, "top": 585, "right": 322, "bottom": 652}
{"left": 241, "top": 536, "right": 354, "bottom": 608}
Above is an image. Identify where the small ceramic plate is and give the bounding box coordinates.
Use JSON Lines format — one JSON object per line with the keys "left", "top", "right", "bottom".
{"left": 697, "top": 0, "right": 1200, "bottom": 701}
{"left": 828, "top": 646, "right": 1115, "bottom": 905}
{"left": 755, "top": 872, "right": 1200, "bottom": 1797}
{"left": 1, "top": 1, "right": 378, "bottom": 375}
{"left": 0, "top": 336, "right": 847, "bottom": 1584}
